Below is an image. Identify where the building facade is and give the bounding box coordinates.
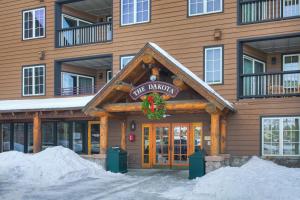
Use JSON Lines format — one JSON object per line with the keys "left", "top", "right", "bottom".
{"left": 0, "top": 0, "right": 300, "bottom": 169}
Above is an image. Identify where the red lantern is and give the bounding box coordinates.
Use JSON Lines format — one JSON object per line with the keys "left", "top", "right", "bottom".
{"left": 129, "top": 132, "right": 135, "bottom": 142}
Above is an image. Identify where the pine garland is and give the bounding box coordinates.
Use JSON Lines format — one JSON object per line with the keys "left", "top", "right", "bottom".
{"left": 141, "top": 93, "right": 166, "bottom": 120}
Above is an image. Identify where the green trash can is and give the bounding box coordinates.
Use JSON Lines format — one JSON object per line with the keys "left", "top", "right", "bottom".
{"left": 189, "top": 149, "right": 205, "bottom": 179}
{"left": 106, "top": 147, "right": 128, "bottom": 173}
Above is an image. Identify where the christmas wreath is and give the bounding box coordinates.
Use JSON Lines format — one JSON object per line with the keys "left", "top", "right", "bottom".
{"left": 141, "top": 93, "right": 166, "bottom": 120}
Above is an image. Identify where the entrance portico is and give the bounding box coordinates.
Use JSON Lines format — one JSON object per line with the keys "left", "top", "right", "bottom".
{"left": 83, "top": 42, "right": 235, "bottom": 169}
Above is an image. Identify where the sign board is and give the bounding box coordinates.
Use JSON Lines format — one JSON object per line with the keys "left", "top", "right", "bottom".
{"left": 130, "top": 81, "right": 180, "bottom": 100}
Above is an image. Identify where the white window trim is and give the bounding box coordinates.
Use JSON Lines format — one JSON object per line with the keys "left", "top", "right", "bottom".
{"left": 121, "top": 0, "right": 150, "bottom": 26}
{"left": 106, "top": 70, "right": 112, "bottom": 83}
{"left": 188, "top": 0, "right": 223, "bottom": 17}
{"left": 22, "top": 65, "right": 45, "bottom": 96}
{"left": 243, "top": 55, "right": 266, "bottom": 74}
{"left": 204, "top": 46, "right": 223, "bottom": 85}
{"left": 22, "top": 7, "right": 45, "bottom": 40}
{"left": 262, "top": 116, "right": 300, "bottom": 157}
{"left": 120, "top": 55, "right": 135, "bottom": 69}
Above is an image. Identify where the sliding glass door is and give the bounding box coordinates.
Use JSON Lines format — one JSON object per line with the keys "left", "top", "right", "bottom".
{"left": 243, "top": 55, "right": 266, "bottom": 96}
{"left": 62, "top": 72, "right": 94, "bottom": 95}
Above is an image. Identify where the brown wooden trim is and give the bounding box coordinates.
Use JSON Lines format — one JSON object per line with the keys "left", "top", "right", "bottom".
{"left": 220, "top": 118, "right": 227, "bottom": 154}
{"left": 210, "top": 112, "right": 220, "bottom": 156}
{"left": 103, "top": 100, "right": 208, "bottom": 112}
{"left": 120, "top": 120, "right": 127, "bottom": 150}
{"left": 33, "top": 112, "right": 42, "bottom": 153}
{"left": 99, "top": 115, "right": 108, "bottom": 154}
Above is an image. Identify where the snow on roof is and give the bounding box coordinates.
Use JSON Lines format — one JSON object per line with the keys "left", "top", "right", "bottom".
{"left": 0, "top": 96, "right": 94, "bottom": 113}
{"left": 148, "top": 42, "right": 235, "bottom": 111}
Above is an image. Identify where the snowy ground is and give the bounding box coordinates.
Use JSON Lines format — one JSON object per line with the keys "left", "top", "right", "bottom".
{"left": 0, "top": 147, "right": 299, "bottom": 200}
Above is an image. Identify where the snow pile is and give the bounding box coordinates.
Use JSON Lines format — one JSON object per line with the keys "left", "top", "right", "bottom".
{"left": 163, "top": 157, "right": 300, "bottom": 200}
{"left": 0, "top": 146, "right": 116, "bottom": 186}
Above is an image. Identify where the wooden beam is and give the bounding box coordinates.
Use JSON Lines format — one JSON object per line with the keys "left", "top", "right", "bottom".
{"left": 99, "top": 115, "right": 108, "bottom": 154}
{"left": 220, "top": 118, "right": 227, "bottom": 154}
{"left": 113, "top": 82, "right": 133, "bottom": 93}
{"left": 33, "top": 112, "right": 42, "bottom": 153}
{"left": 161, "top": 94, "right": 171, "bottom": 101}
{"left": 103, "top": 100, "right": 208, "bottom": 112}
{"left": 173, "top": 77, "right": 188, "bottom": 91}
{"left": 142, "top": 54, "right": 155, "bottom": 64}
{"left": 120, "top": 121, "right": 127, "bottom": 150}
{"left": 151, "top": 66, "right": 160, "bottom": 79}
{"left": 210, "top": 112, "right": 220, "bottom": 156}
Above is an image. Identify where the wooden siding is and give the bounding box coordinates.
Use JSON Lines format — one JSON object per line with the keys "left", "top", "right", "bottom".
{"left": 0, "top": 0, "right": 300, "bottom": 157}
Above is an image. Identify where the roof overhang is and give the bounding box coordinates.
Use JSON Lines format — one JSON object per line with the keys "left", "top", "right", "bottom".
{"left": 83, "top": 42, "right": 235, "bottom": 115}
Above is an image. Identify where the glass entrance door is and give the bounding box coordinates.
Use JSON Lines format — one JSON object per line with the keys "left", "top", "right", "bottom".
{"left": 142, "top": 123, "right": 203, "bottom": 168}
{"left": 88, "top": 121, "right": 100, "bottom": 154}
{"left": 172, "top": 124, "right": 189, "bottom": 166}
{"left": 154, "top": 124, "right": 170, "bottom": 167}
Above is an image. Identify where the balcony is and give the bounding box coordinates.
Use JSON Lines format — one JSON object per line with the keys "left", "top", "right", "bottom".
{"left": 241, "top": 71, "right": 300, "bottom": 98}
{"left": 54, "top": 55, "right": 113, "bottom": 96}
{"left": 55, "top": 0, "right": 113, "bottom": 48}
{"left": 239, "top": 0, "right": 300, "bottom": 24}
{"left": 239, "top": 35, "right": 300, "bottom": 98}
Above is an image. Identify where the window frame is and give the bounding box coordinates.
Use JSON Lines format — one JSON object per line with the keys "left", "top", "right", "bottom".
{"left": 204, "top": 45, "right": 224, "bottom": 85}
{"left": 188, "top": 0, "right": 223, "bottom": 17}
{"left": 106, "top": 70, "right": 112, "bottom": 83}
{"left": 120, "top": 0, "right": 151, "bottom": 26}
{"left": 120, "top": 55, "right": 135, "bottom": 69}
{"left": 22, "top": 65, "right": 46, "bottom": 97}
{"left": 22, "top": 7, "right": 46, "bottom": 40}
{"left": 261, "top": 116, "right": 300, "bottom": 157}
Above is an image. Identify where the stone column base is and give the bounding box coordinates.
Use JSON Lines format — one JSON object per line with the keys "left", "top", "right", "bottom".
{"left": 81, "top": 154, "right": 107, "bottom": 169}
{"left": 205, "top": 154, "right": 230, "bottom": 173}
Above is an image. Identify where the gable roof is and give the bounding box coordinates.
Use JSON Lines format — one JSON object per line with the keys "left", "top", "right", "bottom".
{"left": 84, "top": 42, "right": 235, "bottom": 113}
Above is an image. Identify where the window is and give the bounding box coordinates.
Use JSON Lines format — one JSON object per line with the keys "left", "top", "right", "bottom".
{"left": 23, "top": 65, "right": 45, "bottom": 96}
{"left": 121, "top": 0, "right": 150, "bottom": 26}
{"left": 1, "top": 124, "right": 11, "bottom": 152}
{"left": 61, "top": 72, "right": 94, "bottom": 96}
{"left": 283, "top": 0, "right": 300, "bottom": 17}
{"left": 120, "top": 55, "right": 135, "bottom": 69}
{"left": 107, "top": 70, "right": 112, "bottom": 83}
{"left": 62, "top": 14, "right": 92, "bottom": 29}
{"left": 243, "top": 55, "right": 266, "bottom": 96}
{"left": 189, "top": 0, "right": 222, "bottom": 16}
{"left": 204, "top": 46, "right": 223, "bottom": 84}
{"left": 42, "top": 122, "right": 56, "bottom": 150}
{"left": 262, "top": 117, "right": 300, "bottom": 156}
{"left": 283, "top": 54, "right": 300, "bottom": 90}
{"left": 23, "top": 8, "right": 45, "bottom": 40}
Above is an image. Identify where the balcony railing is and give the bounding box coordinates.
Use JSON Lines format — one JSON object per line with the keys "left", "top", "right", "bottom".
{"left": 240, "top": 70, "right": 300, "bottom": 98}
{"left": 239, "top": 0, "right": 300, "bottom": 24}
{"left": 57, "top": 86, "right": 98, "bottom": 96}
{"left": 57, "top": 22, "right": 112, "bottom": 47}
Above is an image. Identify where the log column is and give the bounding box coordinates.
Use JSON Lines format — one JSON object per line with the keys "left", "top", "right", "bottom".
{"left": 210, "top": 112, "right": 221, "bottom": 156}
{"left": 100, "top": 115, "right": 108, "bottom": 154}
{"left": 220, "top": 118, "right": 227, "bottom": 154}
{"left": 33, "top": 112, "right": 42, "bottom": 153}
{"left": 121, "top": 121, "right": 127, "bottom": 150}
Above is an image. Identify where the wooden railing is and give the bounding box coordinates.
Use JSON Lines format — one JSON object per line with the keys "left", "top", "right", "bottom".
{"left": 58, "top": 86, "right": 98, "bottom": 96}
{"left": 239, "top": 0, "right": 300, "bottom": 24}
{"left": 57, "top": 22, "right": 112, "bottom": 47}
{"left": 240, "top": 70, "right": 300, "bottom": 98}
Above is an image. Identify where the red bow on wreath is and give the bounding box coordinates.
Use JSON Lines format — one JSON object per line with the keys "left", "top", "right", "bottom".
{"left": 147, "top": 96, "right": 155, "bottom": 113}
